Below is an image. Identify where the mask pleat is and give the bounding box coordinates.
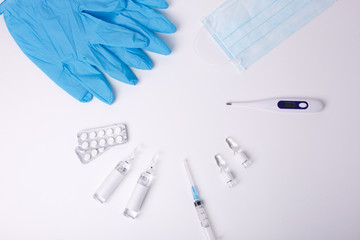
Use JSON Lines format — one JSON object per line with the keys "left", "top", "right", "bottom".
{"left": 202, "top": 0, "right": 336, "bottom": 70}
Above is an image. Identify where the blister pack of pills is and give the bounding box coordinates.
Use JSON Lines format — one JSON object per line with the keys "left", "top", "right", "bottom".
{"left": 75, "top": 146, "right": 109, "bottom": 164}
{"left": 75, "top": 123, "right": 128, "bottom": 164}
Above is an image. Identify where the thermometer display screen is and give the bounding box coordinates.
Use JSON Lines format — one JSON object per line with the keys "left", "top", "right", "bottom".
{"left": 277, "top": 101, "right": 308, "bottom": 110}
{"left": 282, "top": 102, "right": 296, "bottom": 108}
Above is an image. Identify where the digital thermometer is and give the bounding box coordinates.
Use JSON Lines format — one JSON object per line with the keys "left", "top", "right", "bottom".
{"left": 226, "top": 98, "right": 324, "bottom": 113}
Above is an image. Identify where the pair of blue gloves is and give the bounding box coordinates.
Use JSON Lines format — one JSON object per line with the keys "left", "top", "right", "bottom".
{"left": 0, "top": 0, "right": 176, "bottom": 104}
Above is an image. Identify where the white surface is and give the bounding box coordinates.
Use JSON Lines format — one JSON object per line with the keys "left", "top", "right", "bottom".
{"left": 0, "top": 0, "right": 360, "bottom": 239}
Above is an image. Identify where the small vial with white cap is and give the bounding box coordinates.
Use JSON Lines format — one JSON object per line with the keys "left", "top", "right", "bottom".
{"left": 214, "top": 154, "right": 238, "bottom": 187}
{"left": 123, "top": 155, "right": 158, "bottom": 219}
{"left": 93, "top": 148, "right": 139, "bottom": 203}
{"left": 226, "top": 137, "right": 253, "bottom": 168}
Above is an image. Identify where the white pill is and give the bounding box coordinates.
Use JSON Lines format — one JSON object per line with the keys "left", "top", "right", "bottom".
{"left": 114, "top": 127, "right": 122, "bottom": 134}
{"left": 80, "top": 133, "right": 88, "bottom": 140}
{"left": 116, "top": 136, "right": 124, "bottom": 143}
{"left": 89, "top": 132, "right": 96, "bottom": 138}
{"left": 84, "top": 154, "right": 91, "bottom": 161}
{"left": 106, "top": 128, "right": 114, "bottom": 136}
{"left": 82, "top": 142, "right": 89, "bottom": 149}
{"left": 107, "top": 137, "right": 115, "bottom": 145}
{"left": 91, "top": 149, "right": 98, "bottom": 157}
{"left": 97, "top": 130, "right": 105, "bottom": 137}
{"left": 99, "top": 139, "right": 106, "bottom": 146}
{"left": 91, "top": 140, "right": 98, "bottom": 147}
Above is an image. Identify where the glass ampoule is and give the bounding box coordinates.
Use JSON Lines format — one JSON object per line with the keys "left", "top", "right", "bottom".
{"left": 215, "top": 154, "right": 238, "bottom": 187}
{"left": 226, "top": 137, "right": 253, "bottom": 168}
{"left": 93, "top": 148, "right": 139, "bottom": 203}
{"left": 123, "top": 155, "right": 158, "bottom": 219}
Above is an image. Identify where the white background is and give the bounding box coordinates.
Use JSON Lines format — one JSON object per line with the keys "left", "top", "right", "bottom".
{"left": 1, "top": 0, "right": 360, "bottom": 239}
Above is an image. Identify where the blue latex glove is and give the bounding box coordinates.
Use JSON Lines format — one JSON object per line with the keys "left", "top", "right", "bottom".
{"left": 0, "top": 0, "right": 176, "bottom": 104}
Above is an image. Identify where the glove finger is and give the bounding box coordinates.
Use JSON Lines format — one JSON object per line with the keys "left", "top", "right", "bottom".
{"left": 64, "top": 61, "right": 115, "bottom": 104}
{"left": 101, "top": 14, "right": 171, "bottom": 55}
{"left": 56, "top": 70, "right": 94, "bottom": 102}
{"left": 123, "top": 1, "right": 176, "bottom": 33}
{"left": 104, "top": 46, "right": 153, "bottom": 70}
{"left": 82, "top": 13, "right": 149, "bottom": 48}
{"left": 89, "top": 45, "right": 139, "bottom": 85}
{"left": 133, "top": 0, "right": 169, "bottom": 9}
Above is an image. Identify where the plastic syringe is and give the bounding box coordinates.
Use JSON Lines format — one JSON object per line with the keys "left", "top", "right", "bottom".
{"left": 183, "top": 159, "right": 216, "bottom": 240}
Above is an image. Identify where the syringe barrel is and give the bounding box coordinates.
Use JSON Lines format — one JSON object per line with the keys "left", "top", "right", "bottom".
{"left": 194, "top": 200, "right": 210, "bottom": 228}
{"left": 204, "top": 226, "right": 217, "bottom": 240}
{"left": 194, "top": 200, "right": 216, "bottom": 240}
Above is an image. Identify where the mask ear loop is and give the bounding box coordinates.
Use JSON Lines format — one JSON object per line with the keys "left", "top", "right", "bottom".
{"left": 193, "top": 25, "right": 232, "bottom": 68}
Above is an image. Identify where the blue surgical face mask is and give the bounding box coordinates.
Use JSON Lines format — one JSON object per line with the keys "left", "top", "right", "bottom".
{"left": 202, "top": 0, "right": 336, "bottom": 71}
